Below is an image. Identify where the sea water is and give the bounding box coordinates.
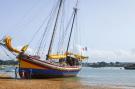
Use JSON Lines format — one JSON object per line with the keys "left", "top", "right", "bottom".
{"left": 78, "top": 67, "right": 135, "bottom": 88}
{"left": 0, "top": 66, "right": 15, "bottom": 77}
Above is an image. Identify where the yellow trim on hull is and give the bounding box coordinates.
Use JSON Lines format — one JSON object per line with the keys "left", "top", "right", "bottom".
{"left": 19, "top": 59, "right": 46, "bottom": 69}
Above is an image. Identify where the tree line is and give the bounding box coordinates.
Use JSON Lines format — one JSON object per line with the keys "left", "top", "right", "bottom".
{"left": 82, "top": 61, "right": 135, "bottom": 67}
{"left": 0, "top": 60, "right": 18, "bottom": 65}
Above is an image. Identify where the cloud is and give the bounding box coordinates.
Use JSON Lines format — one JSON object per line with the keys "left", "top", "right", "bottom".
{"left": 89, "top": 49, "right": 135, "bottom": 62}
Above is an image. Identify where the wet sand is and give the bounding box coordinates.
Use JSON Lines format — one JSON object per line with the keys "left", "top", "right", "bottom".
{"left": 0, "top": 78, "right": 123, "bottom": 89}
{"left": 0, "top": 74, "right": 13, "bottom": 79}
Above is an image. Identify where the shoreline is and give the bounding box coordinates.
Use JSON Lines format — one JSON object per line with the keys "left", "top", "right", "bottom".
{"left": 0, "top": 74, "right": 13, "bottom": 79}
{"left": 81, "top": 82, "right": 134, "bottom": 89}
{"left": 0, "top": 78, "right": 125, "bottom": 89}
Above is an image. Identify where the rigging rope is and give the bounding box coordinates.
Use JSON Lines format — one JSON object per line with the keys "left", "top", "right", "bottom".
{"left": 35, "top": 0, "right": 60, "bottom": 56}
{"left": 0, "top": 46, "right": 16, "bottom": 60}
{"left": 57, "top": 12, "right": 74, "bottom": 53}
{"left": 28, "top": 1, "right": 59, "bottom": 45}
{"left": 7, "top": 0, "right": 42, "bottom": 37}
{"left": 56, "top": 0, "right": 66, "bottom": 53}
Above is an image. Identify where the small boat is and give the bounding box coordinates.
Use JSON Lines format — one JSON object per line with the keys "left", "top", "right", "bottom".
{"left": 124, "top": 64, "right": 135, "bottom": 70}
{"left": 0, "top": 0, "right": 88, "bottom": 78}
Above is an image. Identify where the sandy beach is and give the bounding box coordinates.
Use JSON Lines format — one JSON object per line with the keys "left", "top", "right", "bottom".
{"left": 0, "top": 78, "right": 123, "bottom": 89}
{"left": 0, "top": 72, "right": 126, "bottom": 89}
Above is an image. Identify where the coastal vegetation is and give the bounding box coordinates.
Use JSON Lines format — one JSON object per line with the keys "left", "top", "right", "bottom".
{"left": 0, "top": 60, "right": 18, "bottom": 65}
{"left": 82, "top": 61, "right": 135, "bottom": 67}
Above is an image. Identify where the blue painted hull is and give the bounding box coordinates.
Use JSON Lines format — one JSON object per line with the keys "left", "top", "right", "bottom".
{"left": 19, "top": 68, "right": 80, "bottom": 78}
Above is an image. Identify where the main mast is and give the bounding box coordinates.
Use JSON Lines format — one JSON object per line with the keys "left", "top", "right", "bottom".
{"left": 46, "top": 0, "right": 63, "bottom": 60}
{"left": 66, "top": 1, "right": 78, "bottom": 53}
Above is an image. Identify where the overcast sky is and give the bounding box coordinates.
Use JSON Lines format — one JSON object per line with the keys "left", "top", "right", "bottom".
{"left": 0, "top": 0, "right": 135, "bottom": 62}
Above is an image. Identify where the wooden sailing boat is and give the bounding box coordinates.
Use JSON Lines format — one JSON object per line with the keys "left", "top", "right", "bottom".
{"left": 0, "top": 0, "right": 88, "bottom": 78}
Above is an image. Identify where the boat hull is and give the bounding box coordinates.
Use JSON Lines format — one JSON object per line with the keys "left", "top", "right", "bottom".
{"left": 19, "top": 68, "right": 80, "bottom": 78}
{"left": 18, "top": 58, "right": 81, "bottom": 78}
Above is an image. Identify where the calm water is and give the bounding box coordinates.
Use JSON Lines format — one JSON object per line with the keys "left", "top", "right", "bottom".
{"left": 78, "top": 67, "right": 135, "bottom": 88}
{"left": 0, "top": 66, "right": 135, "bottom": 88}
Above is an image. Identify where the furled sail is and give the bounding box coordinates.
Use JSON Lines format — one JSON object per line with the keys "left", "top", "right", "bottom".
{"left": 48, "top": 54, "right": 66, "bottom": 59}
{"left": 48, "top": 53, "right": 88, "bottom": 60}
